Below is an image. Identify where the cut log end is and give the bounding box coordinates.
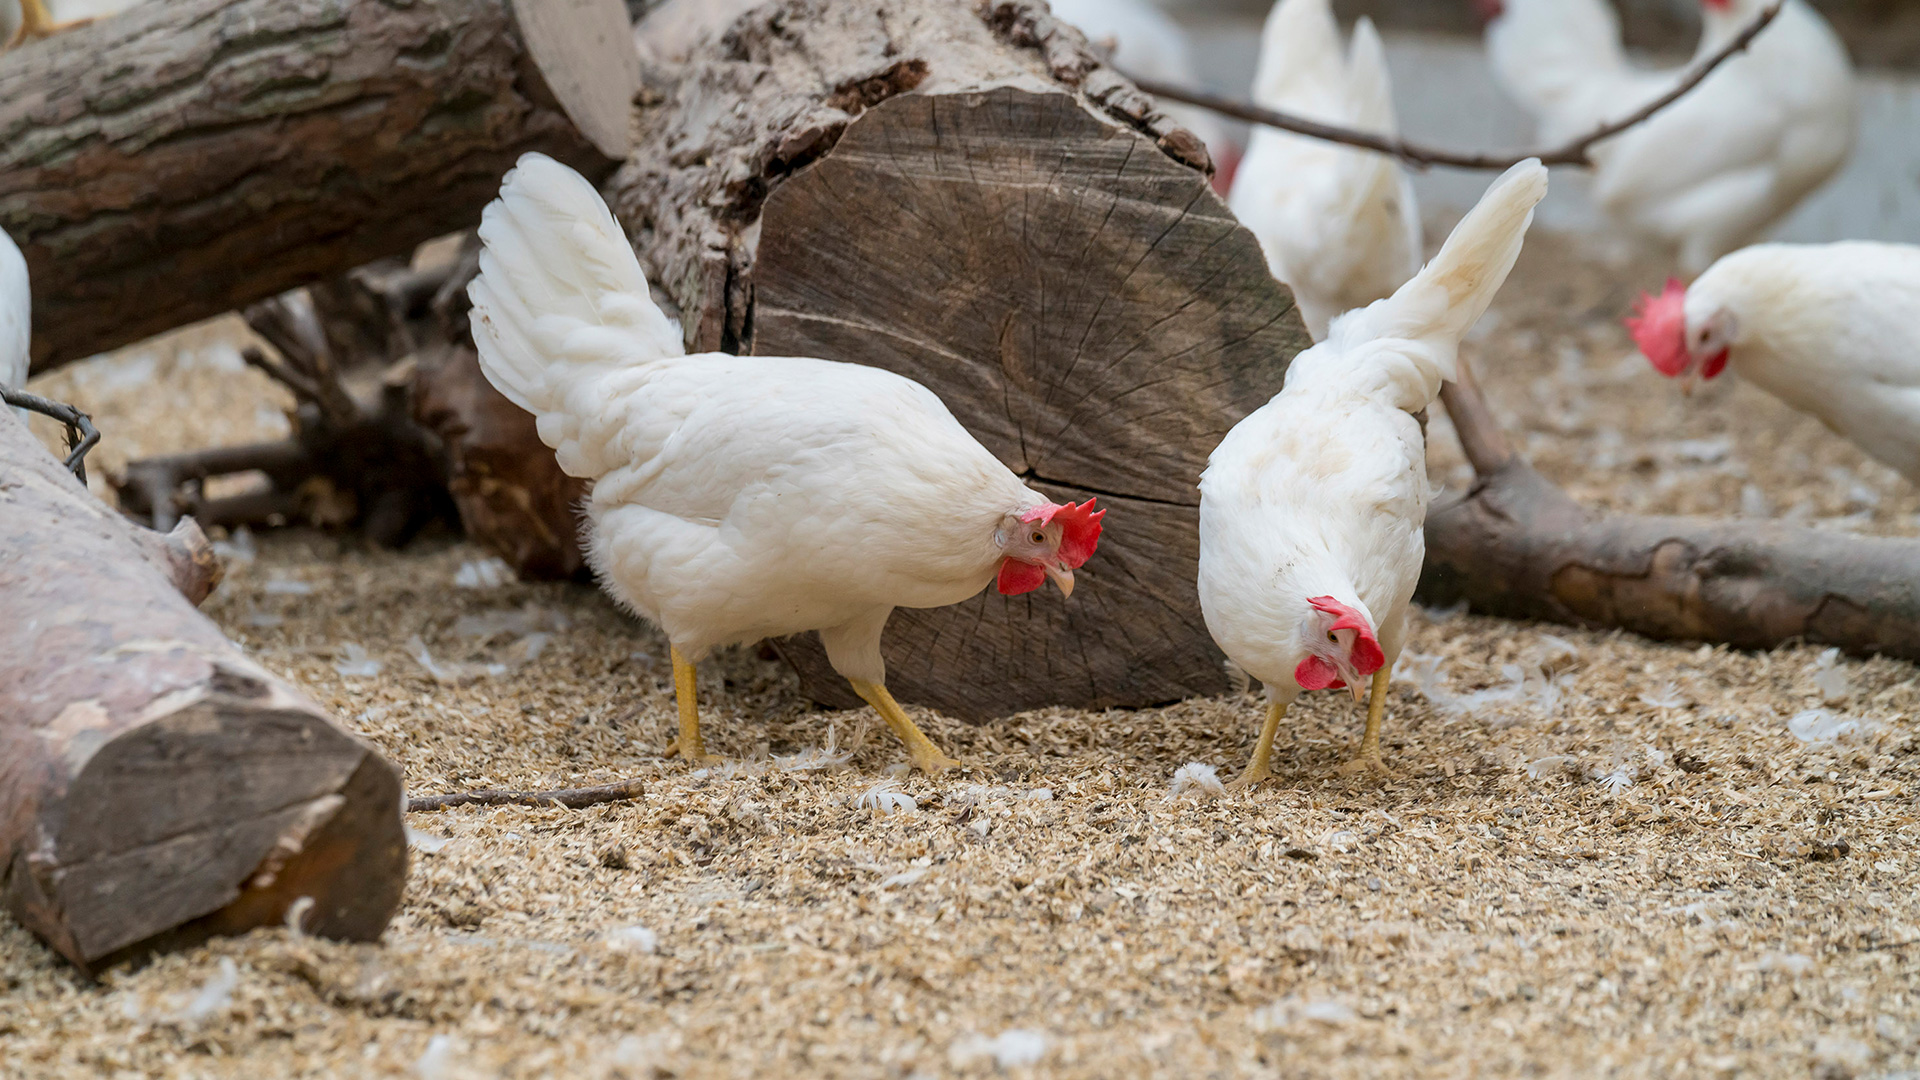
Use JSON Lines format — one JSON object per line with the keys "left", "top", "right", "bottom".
{"left": 2, "top": 417, "right": 407, "bottom": 974}
{"left": 748, "top": 87, "right": 1302, "bottom": 720}
{"left": 3, "top": 663, "right": 406, "bottom": 975}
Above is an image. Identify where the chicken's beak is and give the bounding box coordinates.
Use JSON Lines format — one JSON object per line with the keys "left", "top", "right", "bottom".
{"left": 1044, "top": 562, "right": 1075, "bottom": 599}
{"left": 1680, "top": 371, "right": 1698, "bottom": 398}
{"left": 1347, "top": 679, "right": 1367, "bottom": 703}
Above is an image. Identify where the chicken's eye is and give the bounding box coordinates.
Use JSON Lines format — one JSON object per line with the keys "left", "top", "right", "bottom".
{"left": 1030, "top": 531, "right": 1046, "bottom": 545}
{"left": 1328, "top": 632, "right": 1338, "bottom": 642}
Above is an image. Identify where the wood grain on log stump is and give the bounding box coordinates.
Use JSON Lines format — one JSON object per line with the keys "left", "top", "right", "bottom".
{"left": 0, "top": 417, "right": 406, "bottom": 974}
{"left": 1, "top": 0, "right": 634, "bottom": 375}
{"left": 614, "top": 0, "right": 1307, "bottom": 720}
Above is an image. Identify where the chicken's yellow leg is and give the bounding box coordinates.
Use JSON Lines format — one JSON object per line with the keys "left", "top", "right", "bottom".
{"left": 663, "top": 646, "right": 719, "bottom": 765}
{"left": 1226, "top": 699, "right": 1288, "bottom": 791}
{"left": 1337, "top": 668, "right": 1393, "bottom": 776}
{"left": 847, "top": 680, "right": 961, "bottom": 775}
{"left": 16, "top": 0, "right": 91, "bottom": 41}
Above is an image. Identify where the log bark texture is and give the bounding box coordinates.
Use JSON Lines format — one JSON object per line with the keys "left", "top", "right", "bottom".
{"left": 0, "top": 416, "right": 407, "bottom": 974}
{"left": 614, "top": 0, "right": 1307, "bottom": 720}
{"left": 1420, "top": 461, "right": 1920, "bottom": 663}
{"left": 1, "top": 0, "right": 628, "bottom": 375}
{"left": 1424, "top": 366, "right": 1920, "bottom": 663}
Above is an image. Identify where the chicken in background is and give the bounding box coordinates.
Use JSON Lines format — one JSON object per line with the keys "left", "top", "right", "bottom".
{"left": 1, "top": 228, "right": 28, "bottom": 420}
{"left": 1228, "top": 0, "right": 1421, "bottom": 341}
{"left": 1627, "top": 242, "right": 1920, "bottom": 485}
{"left": 466, "top": 154, "right": 1104, "bottom": 775}
{"left": 1200, "top": 160, "right": 1548, "bottom": 783}
{"left": 1048, "top": 0, "right": 1243, "bottom": 195}
{"left": 1482, "top": 0, "right": 1854, "bottom": 273}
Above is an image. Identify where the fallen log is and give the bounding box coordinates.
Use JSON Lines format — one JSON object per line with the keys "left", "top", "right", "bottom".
{"left": 608, "top": 0, "right": 1306, "bottom": 721}
{"left": 3, "top": 0, "right": 638, "bottom": 375}
{"left": 0, "top": 415, "right": 407, "bottom": 974}
{"left": 1421, "top": 361, "right": 1920, "bottom": 663}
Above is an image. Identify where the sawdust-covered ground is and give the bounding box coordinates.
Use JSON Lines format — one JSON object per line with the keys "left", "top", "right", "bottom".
{"left": 7, "top": 231, "right": 1919, "bottom": 1079}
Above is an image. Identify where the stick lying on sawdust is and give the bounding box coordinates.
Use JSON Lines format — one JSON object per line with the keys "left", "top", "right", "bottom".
{"left": 408, "top": 779, "right": 648, "bottom": 813}
{"left": 1423, "top": 361, "right": 1920, "bottom": 663}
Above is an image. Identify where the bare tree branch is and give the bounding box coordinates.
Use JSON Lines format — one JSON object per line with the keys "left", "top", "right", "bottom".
{"left": 3, "top": 387, "right": 100, "bottom": 483}
{"left": 407, "top": 778, "right": 648, "bottom": 812}
{"left": 1123, "top": 2, "right": 1781, "bottom": 172}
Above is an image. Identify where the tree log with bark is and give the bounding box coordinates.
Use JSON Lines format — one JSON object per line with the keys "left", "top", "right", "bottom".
{"left": 1, "top": 0, "right": 637, "bottom": 375}
{"left": 603, "top": 0, "right": 1307, "bottom": 721}
{"left": 1422, "top": 362, "right": 1920, "bottom": 663}
{"left": 0, "top": 416, "right": 406, "bottom": 974}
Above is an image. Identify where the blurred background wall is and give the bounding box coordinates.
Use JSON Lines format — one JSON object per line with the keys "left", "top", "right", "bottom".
{"left": 1151, "top": 0, "right": 1920, "bottom": 243}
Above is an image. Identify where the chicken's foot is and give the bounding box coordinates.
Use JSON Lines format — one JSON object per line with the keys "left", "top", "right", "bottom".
{"left": 847, "top": 680, "right": 961, "bottom": 775}
{"left": 663, "top": 646, "right": 721, "bottom": 766}
{"left": 1226, "top": 700, "right": 1289, "bottom": 791}
{"left": 1337, "top": 668, "right": 1392, "bottom": 777}
{"left": 16, "top": 0, "right": 93, "bottom": 41}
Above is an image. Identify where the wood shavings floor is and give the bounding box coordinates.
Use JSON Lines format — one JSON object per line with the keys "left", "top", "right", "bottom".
{"left": 8, "top": 233, "right": 1918, "bottom": 1079}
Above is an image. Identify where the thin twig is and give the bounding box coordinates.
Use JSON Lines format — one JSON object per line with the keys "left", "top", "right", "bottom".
{"left": 1123, "top": 2, "right": 1781, "bottom": 172}
{"left": 240, "top": 345, "right": 328, "bottom": 408}
{"left": 1831, "top": 937, "right": 1920, "bottom": 954}
{"left": 407, "top": 778, "right": 648, "bottom": 813}
{"left": 3, "top": 387, "right": 100, "bottom": 483}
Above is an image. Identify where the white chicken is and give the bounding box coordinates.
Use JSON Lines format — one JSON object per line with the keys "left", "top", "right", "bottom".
{"left": 1199, "top": 159, "right": 1547, "bottom": 784}
{"left": 1483, "top": 0, "right": 1855, "bottom": 273}
{"left": 1047, "top": 0, "right": 1242, "bottom": 194}
{"left": 1627, "top": 242, "right": 1920, "bottom": 484}
{"left": 1228, "top": 0, "right": 1421, "bottom": 341}
{"left": 466, "top": 153, "right": 1104, "bottom": 774}
{"left": 1, "top": 227, "right": 29, "bottom": 415}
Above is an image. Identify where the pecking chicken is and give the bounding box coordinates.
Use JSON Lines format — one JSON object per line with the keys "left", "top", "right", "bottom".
{"left": 466, "top": 153, "right": 1103, "bottom": 774}
{"left": 1627, "top": 242, "right": 1920, "bottom": 484}
{"left": 1048, "top": 0, "right": 1242, "bottom": 195}
{"left": 1482, "top": 0, "right": 1854, "bottom": 273}
{"left": 1199, "top": 159, "right": 1547, "bottom": 784}
{"left": 1228, "top": 0, "right": 1421, "bottom": 341}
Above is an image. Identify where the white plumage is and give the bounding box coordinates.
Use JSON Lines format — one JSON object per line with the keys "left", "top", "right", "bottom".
{"left": 1047, "top": 0, "right": 1241, "bottom": 193}
{"left": 1199, "top": 160, "right": 1548, "bottom": 784}
{"left": 1485, "top": 0, "right": 1855, "bottom": 274}
{"left": 1, "top": 226, "right": 29, "bottom": 417}
{"left": 1228, "top": 0, "right": 1421, "bottom": 342}
{"left": 1627, "top": 241, "right": 1920, "bottom": 484}
{"left": 466, "top": 153, "right": 1102, "bottom": 773}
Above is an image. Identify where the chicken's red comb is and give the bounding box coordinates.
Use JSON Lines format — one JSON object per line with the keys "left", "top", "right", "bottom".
{"left": 1307, "top": 596, "right": 1386, "bottom": 673}
{"left": 1022, "top": 499, "right": 1105, "bottom": 569}
{"left": 1626, "top": 278, "right": 1691, "bottom": 378}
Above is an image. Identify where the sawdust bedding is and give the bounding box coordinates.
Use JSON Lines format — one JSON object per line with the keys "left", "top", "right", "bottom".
{"left": 8, "top": 231, "right": 1918, "bottom": 1079}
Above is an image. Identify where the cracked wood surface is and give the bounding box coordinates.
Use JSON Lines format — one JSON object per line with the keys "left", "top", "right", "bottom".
{"left": 0, "top": 416, "right": 406, "bottom": 973}
{"left": 2, "top": 0, "right": 619, "bottom": 375}
{"left": 1420, "top": 460, "right": 1920, "bottom": 663}
{"left": 616, "top": 0, "right": 1306, "bottom": 720}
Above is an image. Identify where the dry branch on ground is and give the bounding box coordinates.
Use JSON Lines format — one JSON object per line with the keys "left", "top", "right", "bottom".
{"left": 0, "top": 416, "right": 406, "bottom": 975}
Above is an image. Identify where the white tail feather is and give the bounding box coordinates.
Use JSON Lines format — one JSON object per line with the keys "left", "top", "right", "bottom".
{"left": 1345, "top": 17, "right": 1398, "bottom": 137}
{"left": 1339, "top": 159, "right": 1549, "bottom": 374}
{"left": 467, "top": 153, "right": 683, "bottom": 417}
{"left": 1251, "top": 0, "right": 1344, "bottom": 108}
